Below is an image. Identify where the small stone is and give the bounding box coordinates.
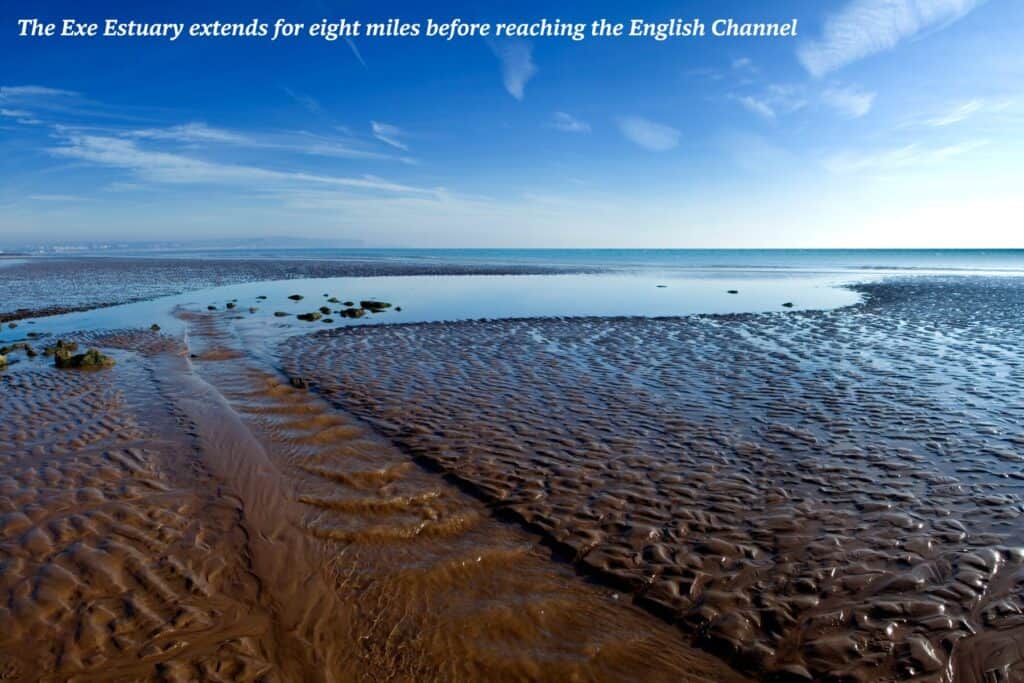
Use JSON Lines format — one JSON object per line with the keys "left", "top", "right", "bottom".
{"left": 727, "top": 290, "right": 739, "bottom": 294}
{"left": 150, "top": 324, "right": 161, "bottom": 331}
{"left": 207, "top": 305, "right": 217, "bottom": 311}
{"left": 274, "top": 311, "right": 290, "bottom": 317}
{"left": 226, "top": 302, "right": 236, "bottom": 309}
{"left": 288, "top": 294, "right": 304, "bottom": 301}
{"left": 782, "top": 302, "right": 794, "bottom": 308}
{"left": 297, "top": 312, "right": 322, "bottom": 322}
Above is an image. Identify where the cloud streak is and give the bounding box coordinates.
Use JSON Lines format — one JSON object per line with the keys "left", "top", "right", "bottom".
{"left": 618, "top": 117, "right": 680, "bottom": 151}
{"left": 48, "top": 134, "right": 438, "bottom": 197}
{"left": 490, "top": 41, "right": 537, "bottom": 100}
{"left": 371, "top": 121, "right": 409, "bottom": 150}
{"left": 551, "top": 112, "right": 591, "bottom": 133}
{"left": 798, "top": 0, "right": 984, "bottom": 76}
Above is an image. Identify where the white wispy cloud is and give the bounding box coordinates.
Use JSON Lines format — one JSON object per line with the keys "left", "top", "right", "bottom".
{"left": 731, "top": 57, "right": 755, "bottom": 71}
{"left": 346, "top": 38, "right": 367, "bottom": 67}
{"left": 551, "top": 111, "right": 591, "bottom": 133}
{"left": 821, "top": 85, "right": 876, "bottom": 118}
{"left": 490, "top": 41, "right": 537, "bottom": 100}
{"left": 122, "top": 122, "right": 405, "bottom": 162}
{"left": 371, "top": 121, "right": 408, "bottom": 150}
{"left": 824, "top": 139, "right": 987, "bottom": 173}
{"left": 48, "top": 133, "right": 437, "bottom": 196}
{"left": 618, "top": 117, "right": 680, "bottom": 151}
{"left": 0, "top": 85, "right": 77, "bottom": 99}
{"left": 283, "top": 87, "right": 323, "bottom": 115}
{"left": 0, "top": 108, "right": 41, "bottom": 125}
{"left": 924, "top": 99, "right": 985, "bottom": 126}
{"left": 735, "top": 95, "right": 776, "bottom": 119}
{"left": 798, "top": 0, "right": 985, "bottom": 76}
{"left": 29, "top": 194, "right": 87, "bottom": 202}
{"left": 128, "top": 122, "right": 250, "bottom": 144}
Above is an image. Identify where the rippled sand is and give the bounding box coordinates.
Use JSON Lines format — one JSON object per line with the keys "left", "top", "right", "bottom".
{"left": 280, "top": 278, "right": 1024, "bottom": 681}
{"left": 0, "top": 316, "right": 740, "bottom": 680}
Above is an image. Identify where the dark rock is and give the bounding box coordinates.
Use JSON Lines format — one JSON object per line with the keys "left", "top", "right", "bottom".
{"left": 150, "top": 324, "right": 161, "bottom": 331}
{"left": 322, "top": 318, "right": 334, "bottom": 323}
{"left": 360, "top": 300, "right": 391, "bottom": 312}
{"left": 327, "top": 297, "right": 341, "bottom": 304}
{"left": 782, "top": 302, "right": 795, "bottom": 308}
{"left": 319, "top": 306, "right": 331, "bottom": 315}
{"left": 290, "top": 376, "right": 308, "bottom": 389}
{"left": 207, "top": 305, "right": 217, "bottom": 311}
{"left": 342, "top": 301, "right": 354, "bottom": 307}
{"left": 257, "top": 295, "right": 267, "bottom": 300}
{"left": 395, "top": 306, "right": 402, "bottom": 312}
{"left": 7, "top": 323, "right": 16, "bottom": 329}
{"left": 274, "top": 311, "right": 290, "bottom": 317}
{"left": 340, "top": 307, "right": 365, "bottom": 319}
{"left": 249, "top": 307, "right": 258, "bottom": 314}
{"left": 727, "top": 290, "right": 739, "bottom": 294}
{"left": 297, "top": 312, "right": 322, "bottom": 322}
{"left": 44, "top": 340, "right": 78, "bottom": 357}
{"left": 288, "top": 294, "right": 304, "bottom": 301}
{"left": 226, "top": 302, "right": 236, "bottom": 309}
{"left": 55, "top": 347, "right": 115, "bottom": 370}
{"left": 656, "top": 285, "right": 667, "bottom": 288}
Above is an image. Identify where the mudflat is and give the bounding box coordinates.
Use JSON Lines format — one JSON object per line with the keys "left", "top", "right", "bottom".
{"left": 1, "top": 275, "right": 1022, "bottom": 681}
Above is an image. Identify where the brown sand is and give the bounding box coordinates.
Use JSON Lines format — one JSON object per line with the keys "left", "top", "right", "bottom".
{"left": 0, "top": 317, "right": 742, "bottom": 680}
{"left": 280, "top": 278, "right": 1024, "bottom": 681}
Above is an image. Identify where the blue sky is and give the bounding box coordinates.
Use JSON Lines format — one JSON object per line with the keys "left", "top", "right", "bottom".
{"left": 1, "top": 0, "right": 1022, "bottom": 247}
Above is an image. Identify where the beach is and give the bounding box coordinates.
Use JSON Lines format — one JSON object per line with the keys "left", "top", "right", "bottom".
{"left": 1, "top": 253, "right": 1022, "bottom": 681}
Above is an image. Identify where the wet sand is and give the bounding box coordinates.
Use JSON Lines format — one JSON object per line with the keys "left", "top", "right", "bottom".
{"left": 0, "top": 316, "right": 741, "bottom": 680}
{"left": 281, "top": 277, "right": 1024, "bottom": 681}
{"left": 2, "top": 275, "right": 1022, "bottom": 681}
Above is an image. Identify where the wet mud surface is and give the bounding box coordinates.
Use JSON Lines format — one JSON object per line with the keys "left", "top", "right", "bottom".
{"left": 0, "top": 320, "right": 741, "bottom": 680}
{"left": 0, "top": 256, "right": 585, "bottom": 323}
{"left": 281, "top": 277, "right": 1024, "bottom": 681}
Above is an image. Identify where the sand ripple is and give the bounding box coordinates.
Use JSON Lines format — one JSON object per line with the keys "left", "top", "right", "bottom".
{"left": 281, "top": 277, "right": 1024, "bottom": 681}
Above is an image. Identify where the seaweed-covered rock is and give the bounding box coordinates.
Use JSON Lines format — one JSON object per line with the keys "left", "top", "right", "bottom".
{"left": 360, "top": 300, "right": 392, "bottom": 312}
{"left": 297, "top": 312, "right": 322, "bottom": 322}
{"left": 340, "top": 307, "right": 365, "bottom": 319}
{"left": 44, "top": 340, "right": 78, "bottom": 357}
{"left": 55, "top": 347, "right": 116, "bottom": 370}
{"left": 319, "top": 306, "right": 331, "bottom": 315}
{"left": 0, "top": 354, "right": 6, "bottom": 369}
